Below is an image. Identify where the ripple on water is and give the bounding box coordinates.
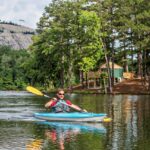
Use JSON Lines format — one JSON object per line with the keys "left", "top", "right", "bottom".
{"left": 0, "top": 91, "right": 33, "bottom": 98}
{"left": 0, "top": 121, "right": 37, "bottom": 150}
{"left": 0, "top": 91, "right": 44, "bottom": 122}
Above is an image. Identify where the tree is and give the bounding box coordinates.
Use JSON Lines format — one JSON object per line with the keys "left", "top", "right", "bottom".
{"left": 0, "top": 46, "right": 30, "bottom": 89}
{"left": 31, "top": 0, "right": 103, "bottom": 89}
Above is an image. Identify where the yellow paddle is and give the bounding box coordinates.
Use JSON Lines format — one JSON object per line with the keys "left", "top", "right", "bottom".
{"left": 26, "top": 86, "right": 50, "bottom": 98}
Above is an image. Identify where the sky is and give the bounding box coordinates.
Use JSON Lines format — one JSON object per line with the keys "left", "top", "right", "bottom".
{"left": 0, "top": 0, "right": 51, "bottom": 29}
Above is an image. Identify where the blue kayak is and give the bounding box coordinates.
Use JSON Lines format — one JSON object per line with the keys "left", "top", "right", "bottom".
{"left": 34, "top": 112, "right": 108, "bottom": 122}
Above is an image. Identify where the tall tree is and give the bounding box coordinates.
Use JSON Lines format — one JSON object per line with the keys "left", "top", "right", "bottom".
{"left": 31, "top": 0, "right": 103, "bottom": 88}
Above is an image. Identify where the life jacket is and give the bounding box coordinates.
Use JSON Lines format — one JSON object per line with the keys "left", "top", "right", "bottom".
{"left": 51, "top": 99, "right": 71, "bottom": 113}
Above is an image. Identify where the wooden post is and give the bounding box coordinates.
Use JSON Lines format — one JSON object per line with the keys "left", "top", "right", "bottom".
{"left": 88, "top": 78, "right": 90, "bottom": 89}
{"left": 104, "top": 78, "right": 107, "bottom": 94}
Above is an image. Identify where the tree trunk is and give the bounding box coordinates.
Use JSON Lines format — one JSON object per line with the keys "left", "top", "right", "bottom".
{"left": 137, "top": 50, "right": 143, "bottom": 78}
{"left": 60, "top": 55, "right": 65, "bottom": 88}
{"left": 111, "top": 42, "right": 115, "bottom": 87}
{"left": 105, "top": 53, "right": 112, "bottom": 93}
{"left": 80, "top": 70, "right": 84, "bottom": 88}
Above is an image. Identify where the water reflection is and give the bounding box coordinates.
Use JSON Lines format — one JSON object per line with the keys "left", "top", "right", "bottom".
{"left": 26, "top": 128, "right": 80, "bottom": 150}
{"left": 106, "top": 95, "right": 150, "bottom": 150}
{"left": 28, "top": 121, "right": 106, "bottom": 150}
{"left": 44, "top": 127, "right": 80, "bottom": 150}
{"left": 37, "top": 121, "right": 106, "bottom": 133}
{"left": 26, "top": 139, "right": 43, "bottom": 150}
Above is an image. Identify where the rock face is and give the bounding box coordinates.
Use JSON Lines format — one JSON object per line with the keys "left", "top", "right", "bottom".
{"left": 0, "top": 23, "right": 35, "bottom": 50}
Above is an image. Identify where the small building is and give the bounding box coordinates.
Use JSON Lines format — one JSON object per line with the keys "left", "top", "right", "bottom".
{"left": 81, "top": 62, "right": 123, "bottom": 89}
{"left": 100, "top": 62, "right": 123, "bottom": 81}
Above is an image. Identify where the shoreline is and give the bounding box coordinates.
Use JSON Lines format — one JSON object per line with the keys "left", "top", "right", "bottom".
{"left": 69, "top": 78, "right": 150, "bottom": 95}
{"left": 0, "top": 89, "right": 149, "bottom": 95}
{"left": 0, "top": 79, "right": 149, "bottom": 95}
{"left": 67, "top": 90, "right": 150, "bottom": 95}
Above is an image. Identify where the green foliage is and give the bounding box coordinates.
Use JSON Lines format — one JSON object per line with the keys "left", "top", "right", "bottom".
{"left": 78, "top": 57, "right": 96, "bottom": 73}
{"left": 77, "top": 9, "right": 103, "bottom": 73}
{"left": 100, "top": 72, "right": 108, "bottom": 79}
{"left": 0, "top": 46, "right": 31, "bottom": 90}
{"left": 31, "top": 0, "right": 103, "bottom": 88}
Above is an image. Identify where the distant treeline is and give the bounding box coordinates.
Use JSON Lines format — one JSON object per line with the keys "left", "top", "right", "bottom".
{"left": 0, "top": 30, "right": 35, "bottom": 35}
{"left": 9, "top": 31, "right": 35, "bottom": 35}
{"left": 22, "top": 31, "right": 35, "bottom": 35}
{"left": 0, "top": 20, "right": 20, "bottom": 26}
{"left": 0, "top": 20, "right": 35, "bottom": 35}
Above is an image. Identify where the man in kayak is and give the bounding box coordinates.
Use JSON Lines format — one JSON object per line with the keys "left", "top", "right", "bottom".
{"left": 45, "top": 89, "right": 87, "bottom": 113}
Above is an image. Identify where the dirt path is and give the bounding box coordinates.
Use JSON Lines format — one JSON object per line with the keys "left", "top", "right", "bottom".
{"left": 113, "top": 78, "right": 149, "bottom": 94}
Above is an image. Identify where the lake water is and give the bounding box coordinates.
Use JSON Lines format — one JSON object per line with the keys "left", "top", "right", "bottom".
{"left": 0, "top": 91, "right": 150, "bottom": 150}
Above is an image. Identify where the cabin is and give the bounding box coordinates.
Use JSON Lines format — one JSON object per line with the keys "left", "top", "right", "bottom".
{"left": 100, "top": 62, "right": 123, "bottom": 82}
{"left": 82, "top": 62, "right": 123, "bottom": 89}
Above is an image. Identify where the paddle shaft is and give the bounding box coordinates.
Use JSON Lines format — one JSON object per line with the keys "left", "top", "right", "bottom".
{"left": 44, "top": 95, "right": 84, "bottom": 112}
{"left": 35, "top": 92, "right": 73, "bottom": 108}
{"left": 43, "top": 94, "right": 73, "bottom": 108}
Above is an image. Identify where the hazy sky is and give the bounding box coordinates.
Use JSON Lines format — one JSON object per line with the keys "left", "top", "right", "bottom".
{"left": 0, "top": 0, "right": 51, "bottom": 29}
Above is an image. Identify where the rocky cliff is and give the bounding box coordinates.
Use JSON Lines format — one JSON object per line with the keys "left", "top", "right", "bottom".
{"left": 0, "top": 23, "right": 35, "bottom": 50}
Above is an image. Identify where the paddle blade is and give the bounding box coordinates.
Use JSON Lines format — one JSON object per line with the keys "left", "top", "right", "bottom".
{"left": 26, "top": 86, "right": 44, "bottom": 96}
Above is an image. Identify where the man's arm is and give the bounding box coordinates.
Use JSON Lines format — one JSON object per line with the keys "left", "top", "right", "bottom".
{"left": 45, "top": 98, "right": 57, "bottom": 108}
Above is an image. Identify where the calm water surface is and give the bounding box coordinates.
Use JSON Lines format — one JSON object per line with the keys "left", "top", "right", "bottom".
{"left": 0, "top": 91, "right": 150, "bottom": 150}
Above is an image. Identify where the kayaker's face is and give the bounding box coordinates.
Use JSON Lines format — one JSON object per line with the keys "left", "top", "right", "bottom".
{"left": 57, "top": 91, "right": 65, "bottom": 99}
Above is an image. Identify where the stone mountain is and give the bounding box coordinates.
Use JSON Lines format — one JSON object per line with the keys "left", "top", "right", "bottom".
{"left": 0, "top": 22, "right": 35, "bottom": 50}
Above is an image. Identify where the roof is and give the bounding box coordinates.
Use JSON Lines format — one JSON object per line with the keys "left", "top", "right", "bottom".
{"left": 100, "top": 62, "right": 123, "bottom": 69}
